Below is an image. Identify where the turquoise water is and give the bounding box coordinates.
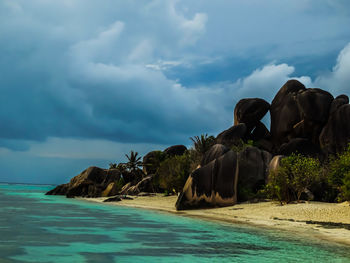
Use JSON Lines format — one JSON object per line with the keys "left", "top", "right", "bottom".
{"left": 0, "top": 184, "right": 350, "bottom": 263}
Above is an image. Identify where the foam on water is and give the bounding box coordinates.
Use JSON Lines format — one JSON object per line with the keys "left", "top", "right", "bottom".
{"left": 0, "top": 183, "right": 349, "bottom": 263}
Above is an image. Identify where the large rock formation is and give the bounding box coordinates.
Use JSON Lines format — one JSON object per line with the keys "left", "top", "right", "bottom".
{"left": 120, "top": 175, "right": 154, "bottom": 195}
{"left": 176, "top": 150, "right": 239, "bottom": 210}
{"left": 270, "top": 80, "right": 306, "bottom": 147}
{"left": 46, "top": 166, "right": 121, "bottom": 198}
{"left": 329, "top": 95, "right": 349, "bottom": 115}
{"left": 216, "top": 123, "right": 247, "bottom": 147}
{"left": 101, "top": 182, "right": 120, "bottom": 197}
{"left": 250, "top": 121, "right": 271, "bottom": 141}
{"left": 142, "top": 150, "right": 164, "bottom": 175}
{"left": 46, "top": 79, "right": 350, "bottom": 209}
{"left": 237, "top": 146, "right": 272, "bottom": 200}
{"left": 234, "top": 98, "right": 270, "bottom": 129}
{"left": 268, "top": 155, "right": 284, "bottom": 178}
{"left": 201, "top": 144, "right": 229, "bottom": 166}
{"left": 163, "top": 145, "right": 187, "bottom": 157}
{"left": 270, "top": 80, "right": 334, "bottom": 148}
{"left": 278, "top": 138, "right": 322, "bottom": 158}
{"left": 320, "top": 103, "right": 350, "bottom": 154}
{"left": 176, "top": 146, "right": 272, "bottom": 209}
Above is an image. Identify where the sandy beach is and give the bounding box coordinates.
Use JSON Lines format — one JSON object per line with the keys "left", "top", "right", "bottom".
{"left": 81, "top": 195, "right": 350, "bottom": 246}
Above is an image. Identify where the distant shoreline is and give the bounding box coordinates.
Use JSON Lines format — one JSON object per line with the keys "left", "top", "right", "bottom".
{"left": 79, "top": 195, "right": 350, "bottom": 247}
{"left": 0, "top": 182, "right": 56, "bottom": 186}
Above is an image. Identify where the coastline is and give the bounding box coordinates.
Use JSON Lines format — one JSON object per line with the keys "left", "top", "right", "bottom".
{"left": 80, "top": 195, "right": 350, "bottom": 247}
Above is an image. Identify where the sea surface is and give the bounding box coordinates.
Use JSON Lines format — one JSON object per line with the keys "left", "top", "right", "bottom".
{"left": 0, "top": 184, "right": 350, "bottom": 263}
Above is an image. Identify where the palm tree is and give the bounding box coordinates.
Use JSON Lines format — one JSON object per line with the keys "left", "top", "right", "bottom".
{"left": 125, "top": 150, "right": 143, "bottom": 172}
{"left": 190, "top": 134, "right": 215, "bottom": 155}
{"left": 109, "top": 163, "right": 117, "bottom": 169}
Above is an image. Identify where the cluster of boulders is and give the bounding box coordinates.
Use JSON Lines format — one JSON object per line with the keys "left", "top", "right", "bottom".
{"left": 47, "top": 80, "right": 350, "bottom": 210}
{"left": 46, "top": 145, "right": 187, "bottom": 198}
{"left": 175, "top": 80, "right": 350, "bottom": 210}
{"left": 46, "top": 166, "right": 123, "bottom": 198}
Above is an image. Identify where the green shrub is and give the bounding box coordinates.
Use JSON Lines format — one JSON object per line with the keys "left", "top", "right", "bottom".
{"left": 288, "top": 154, "right": 320, "bottom": 201}
{"left": 186, "top": 148, "right": 201, "bottom": 171}
{"left": 156, "top": 153, "right": 192, "bottom": 193}
{"left": 309, "top": 166, "right": 338, "bottom": 202}
{"left": 328, "top": 144, "right": 350, "bottom": 189}
{"left": 265, "top": 154, "right": 321, "bottom": 203}
{"left": 230, "top": 139, "right": 255, "bottom": 153}
{"left": 115, "top": 177, "right": 125, "bottom": 192}
{"left": 341, "top": 171, "right": 350, "bottom": 201}
{"left": 238, "top": 185, "right": 260, "bottom": 202}
{"left": 264, "top": 168, "right": 291, "bottom": 204}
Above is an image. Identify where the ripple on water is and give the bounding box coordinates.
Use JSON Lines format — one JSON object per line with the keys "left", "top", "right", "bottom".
{"left": 0, "top": 183, "right": 350, "bottom": 263}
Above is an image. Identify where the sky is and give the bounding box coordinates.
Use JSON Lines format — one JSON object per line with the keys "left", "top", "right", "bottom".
{"left": 1, "top": 0, "right": 350, "bottom": 184}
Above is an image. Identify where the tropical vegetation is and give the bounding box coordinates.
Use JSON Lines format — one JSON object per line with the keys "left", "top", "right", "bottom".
{"left": 264, "top": 145, "right": 350, "bottom": 204}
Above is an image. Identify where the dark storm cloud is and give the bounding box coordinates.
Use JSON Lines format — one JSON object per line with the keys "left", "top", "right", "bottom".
{"left": 1, "top": 0, "right": 350, "bottom": 183}
{"left": 0, "top": 0, "right": 349, "bottom": 150}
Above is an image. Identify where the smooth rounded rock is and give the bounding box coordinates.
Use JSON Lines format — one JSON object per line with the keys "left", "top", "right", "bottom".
{"left": 216, "top": 123, "right": 247, "bottom": 147}
{"left": 234, "top": 98, "right": 270, "bottom": 128}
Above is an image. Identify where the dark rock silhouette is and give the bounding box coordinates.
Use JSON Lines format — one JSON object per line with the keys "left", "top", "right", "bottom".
{"left": 237, "top": 146, "right": 272, "bottom": 201}
{"left": 296, "top": 88, "right": 334, "bottom": 145}
{"left": 176, "top": 150, "right": 238, "bottom": 210}
{"left": 320, "top": 103, "right": 350, "bottom": 154}
{"left": 270, "top": 80, "right": 333, "bottom": 148}
{"left": 101, "top": 182, "right": 120, "bottom": 197}
{"left": 46, "top": 166, "right": 121, "bottom": 198}
{"left": 278, "top": 138, "right": 322, "bottom": 158}
{"left": 254, "top": 139, "right": 274, "bottom": 153}
{"left": 234, "top": 98, "right": 270, "bottom": 129}
{"left": 201, "top": 144, "right": 229, "bottom": 166}
{"left": 250, "top": 121, "right": 271, "bottom": 141}
{"left": 329, "top": 95, "right": 349, "bottom": 115}
{"left": 103, "top": 196, "right": 122, "bottom": 202}
{"left": 163, "top": 145, "right": 187, "bottom": 157}
{"left": 143, "top": 151, "right": 162, "bottom": 175}
{"left": 120, "top": 175, "right": 154, "bottom": 195}
{"left": 216, "top": 123, "right": 247, "bottom": 146}
{"left": 46, "top": 183, "right": 69, "bottom": 195}
{"left": 120, "top": 182, "right": 132, "bottom": 194}
{"left": 270, "top": 80, "right": 306, "bottom": 147}
{"left": 176, "top": 146, "right": 272, "bottom": 209}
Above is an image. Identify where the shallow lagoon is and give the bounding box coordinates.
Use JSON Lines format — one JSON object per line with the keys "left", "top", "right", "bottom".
{"left": 0, "top": 183, "right": 349, "bottom": 263}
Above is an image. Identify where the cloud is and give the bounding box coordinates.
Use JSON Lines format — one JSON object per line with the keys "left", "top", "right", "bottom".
{"left": 215, "top": 63, "right": 311, "bottom": 105}
{"left": 0, "top": 139, "right": 30, "bottom": 152}
{"left": 0, "top": 0, "right": 349, "bottom": 157}
{"left": 27, "top": 137, "right": 166, "bottom": 161}
{"left": 235, "top": 64, "right": 295, "bottom": 101}
{"left": 70, "top": 21, "right": 125, "bottom": 64}
{"left": 315, "top": 43, "right": 350, "bottom": 96}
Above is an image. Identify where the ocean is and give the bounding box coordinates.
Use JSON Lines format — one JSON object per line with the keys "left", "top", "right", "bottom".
{"left": 0, "top": 183, "right": 349, "bottom": 263}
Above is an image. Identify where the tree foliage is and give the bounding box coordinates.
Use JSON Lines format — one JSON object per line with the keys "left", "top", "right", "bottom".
{"left": 190, "top": 134, "right": 215, "bottom": 156}
{"left": 341, "top": 171, "right": 350, "bottom": 201}
{"left": 109, "top": 163, "right": 117, "bottom": 169}
{"left": 264, "top": 154, "right": 320, "bottom": 203}
{"left": 156, "top": 153, "right": 192, "bottom": 193}
{"left": 264, "top": 168, "right": 291, "bottom": 204}
{"left": 328, "top": 144, "right": 350, "bottom": 201}
{"left": 125, "top": 151, "right": 143, "bottom": 172}
{"left": 142, "top": 150, "right": 166, "bottom": 175}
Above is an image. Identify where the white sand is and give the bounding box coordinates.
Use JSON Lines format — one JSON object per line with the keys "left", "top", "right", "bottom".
{"left": 81, "top": 195, "right": 350, "bottom": 246}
